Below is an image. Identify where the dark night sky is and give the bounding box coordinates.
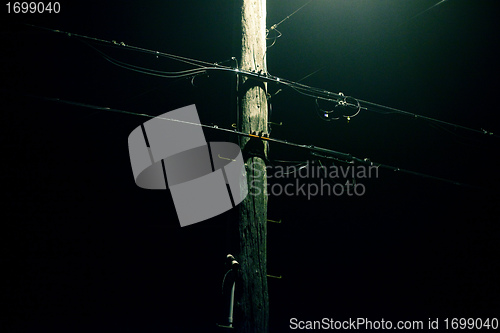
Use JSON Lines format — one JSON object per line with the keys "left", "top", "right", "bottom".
{"left": 1, "top": 1, "right": 500, "bottom": 332}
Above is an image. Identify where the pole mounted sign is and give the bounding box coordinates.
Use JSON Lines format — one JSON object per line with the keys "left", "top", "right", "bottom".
{"left": 128, "top": 104, "right": 248, "bottom": 227}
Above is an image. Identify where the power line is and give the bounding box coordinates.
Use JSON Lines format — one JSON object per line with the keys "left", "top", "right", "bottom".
{"left": 79, "top": 39, "right": 212, "bottom": 79}
{"left": 276, "top": 0, "right": 453, "bottom": 86}
{"left": 23, "top": 23, "right": 225, "bottom": 70}
{"left": 268, "top": 0, "right": 313, "bottom": 32}
{"left": 407, "top": 0, "right": 448, "bottom": 22}
{"left": 12, "top": 23, "right": 500, "bottom": 140}
{"left": 266, "top": 1, "right": 313, "bottom": 58}
{"left": 7, "top": 91, "right": 483, "bottom": 190}
{"left": 233, "top": 71, "right": 498, "bottom": 138}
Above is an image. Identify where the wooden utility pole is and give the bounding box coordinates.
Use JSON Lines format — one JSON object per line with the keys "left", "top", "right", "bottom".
{"left": 233, "top": 0, "right": 269, "bottom": 332}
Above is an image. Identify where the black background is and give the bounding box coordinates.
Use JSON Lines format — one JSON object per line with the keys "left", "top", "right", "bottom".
{"left": 1, "top": 1, "right": 499, "bottom": 332}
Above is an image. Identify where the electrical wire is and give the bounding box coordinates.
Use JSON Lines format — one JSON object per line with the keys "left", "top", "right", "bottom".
{"left": 221, "top": 269, "right": 233, "bottom": 294}
{"left": 315, "top": 98, "right": 339, "bottom": 121}
{"left": 312, "top": 152, "right": 354, "bottom": 165}
{"left": 264, "top": 0, "right": 313, "bottom": 67}
{"left": 5, "top": 91, "right": 482, "bottom": 190}
{"left": 267, "top": 160, "right": 310, "bottom": 175}
{"left": 266, "top": 28, "right": 282, "bottom": 49}
{"left": 21, "top": 23, "right": 499, "bottom": 140}
{"left": 24, "top": 23, "right": 230, "bottom": 70}
{"left": 407, "top": 0, "right": 448, "bottom": 22}
{"left": 270, "top": 67, "right": 325, "bottom": 99}
{"left": 316, "top": 159, "right": 355, "bottom": 187}
{"left": 297, "top": 0, "right": 453, "bottom": 83}
{"left": 80, "top": 39, "right": 211, "bottom": 79}
{"left": 268, "top": 0, "right": 313, "bottom": 32}
{"left": 272, "top": 159, "right": 311, "bottom": 165}
{"left": 269, "top": 77, "right": 497, "bottom": 138}
{"left": 314, "top": 93, "right": 362, "bottom": 122}
{"left": 357, "top": 98, "right": 497, "bottom": 137}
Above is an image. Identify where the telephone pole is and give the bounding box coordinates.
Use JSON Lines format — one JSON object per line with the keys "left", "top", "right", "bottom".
{"left": 233, "top": 0, "right": 269, "bottom": 332}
